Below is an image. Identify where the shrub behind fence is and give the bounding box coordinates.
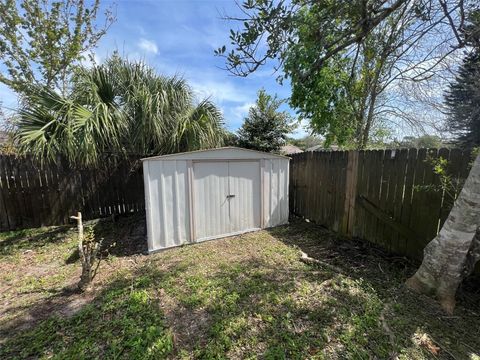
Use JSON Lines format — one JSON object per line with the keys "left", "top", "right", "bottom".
{"left": 289, "top": 148, "right": 472, "bottom": 260}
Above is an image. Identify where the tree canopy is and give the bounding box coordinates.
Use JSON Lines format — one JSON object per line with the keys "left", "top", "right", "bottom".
{"left": 0, "top": 0, "right": 115, "bottom": 96}
{"left": 444, "top": 10, "right": 480, "bottom": 148}
{"left": 396, "top": 135, "right": 445, "bottom": 148}
{"left": 218, "top": 0, "right": 473, "bottom": 148}
{"left": 237, "top": 89, "right": 294, "bottom": 152}
{"left": 15, "top": 56, "right": 226, "bottom": 167}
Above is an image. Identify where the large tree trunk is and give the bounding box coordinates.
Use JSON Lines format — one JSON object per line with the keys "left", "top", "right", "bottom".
{"left": 406, "top": 154, "right": 480, "bottom": 314}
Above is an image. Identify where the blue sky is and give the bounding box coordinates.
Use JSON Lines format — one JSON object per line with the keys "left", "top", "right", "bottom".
{"left": 0, "top": 0, "right": 308, "bottom": 137}
{"left": 0, "top": 0, "right": 451, "bottom": 140}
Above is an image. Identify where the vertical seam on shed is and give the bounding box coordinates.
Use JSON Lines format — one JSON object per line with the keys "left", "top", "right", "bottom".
{"left": 187, "top": 160, "right": 195, "bottom": 242}
{"left": 286, "top": 160, "right": 290, "bottom": 224}
{"left": 158, "top": 162, "right": 166, "bottom": 248}
{"left": 173, "top": 161, "right": 180, "bottom": 245}
{"left": 144, "top": 161, "right": 154, "bottom": 252}
{"left": 260, "top": 159, "right": 265, "bottom": 228}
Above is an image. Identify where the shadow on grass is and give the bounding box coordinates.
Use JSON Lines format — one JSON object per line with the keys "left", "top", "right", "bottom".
{"left": 1, "top": 220, "right": 479, "bottom": 359}
{"left": 63, "top": 213, "right": 148, "bottom": 265}
{"left": 0, "top": 264, "right": 178, "bottom": 359}
{"left": 157, "top": 256, "right": 393, "bottom": 359}
{"left": 91, "top": 212, "right": 148, "bottom": 257}
{"left": 0, "top": 212, "right": 147, "bottom": 260}
{"left": 269, "top": 220, "right": 480, "bottom": 359}
{"left": 0, "top": 246, "right": 392, "bottom": 359}
{"left": 0, "top": 226, "right": 72, "bottom": 256}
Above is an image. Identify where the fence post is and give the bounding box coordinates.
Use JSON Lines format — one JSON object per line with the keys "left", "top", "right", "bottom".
{"left": 342, "top": 151, "right": 359, "bottom": 236}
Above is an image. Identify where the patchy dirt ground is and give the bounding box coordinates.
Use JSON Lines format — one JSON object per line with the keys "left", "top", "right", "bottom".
{"left": 0, "top": 214, "right": 479, "bottom": 359}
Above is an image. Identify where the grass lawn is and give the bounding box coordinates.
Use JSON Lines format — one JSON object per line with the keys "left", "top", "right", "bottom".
{"left": 0, "top": 215, "right": 479, "bottom": 359}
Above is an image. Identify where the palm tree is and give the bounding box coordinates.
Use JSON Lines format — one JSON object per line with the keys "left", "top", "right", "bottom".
{"left": 16, "top": 55, "right": 225, "bottom": 167}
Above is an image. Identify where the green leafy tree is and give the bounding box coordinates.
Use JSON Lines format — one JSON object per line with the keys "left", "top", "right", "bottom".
{"left": 281, "top": 2, "right": 404, "bottom": 148}
{"left": 237, "top": 89, "right": 294, "bottom": 153}
{"left": 15, "top": 56, "right": 225, "bottom": 167}
{"left": 223, "top": 131, "right": 239, "bottom": 146}
{"left": 222, "top": 1, "right": 480, "bottom": 312}
{"left": 397, "top": 135, "right": 445, "bottom": 148}
{"left": 444, "top": 54, "right": 480, "bottom": 148}
{"left": 0, "top": 102, "right": 17, "bottom": 154}
{"left": 444, "top": 11, "right": 480, "bottom": 148}
{"left": 217, "top": 0, "right": 469, "bottom": 148}
{"left": 0, "top": 0, "right": 115, "bottom": 96}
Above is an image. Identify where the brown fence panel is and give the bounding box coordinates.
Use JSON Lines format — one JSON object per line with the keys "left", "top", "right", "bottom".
{"left": 0, "top": 155, "right": 145, "bottom": 231}
{"left": 290, "top": 148, "right": 472, "bottom": 261}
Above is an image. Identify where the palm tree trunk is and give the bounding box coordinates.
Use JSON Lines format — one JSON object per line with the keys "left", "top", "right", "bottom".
{"left": 406, "top": 154, "right": 480, "bottom": 314}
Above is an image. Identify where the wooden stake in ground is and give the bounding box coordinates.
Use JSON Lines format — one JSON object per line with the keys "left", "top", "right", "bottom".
{"left": 71, "top": 212, "right": 101, "bottom": 292}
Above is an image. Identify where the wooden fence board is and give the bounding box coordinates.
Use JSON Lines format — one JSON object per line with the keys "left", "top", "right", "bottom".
{"left": 353, "top": 150, "right": 367, "bottom": 239}
{"left": 0, "top": 155, "right": 145, "bottom": 231}
{"left": 378, "top": 149, "right": 392, "bottom": 249}
{"left": 399, "top": 148, "right": 417, "bottom": 255}
{"left": 0, "top": 156, "right": 12, "bottom": 229}
{"left": 390, "top": 149, "right": 408, "bottom": 253}
{"left": 365, "top": 150, "right": 383, "bottom": 246}
{"left": 317, "top": 152, "right": 328, "bottom": 225}
{"left": 290, "top": 148, "right": 471, "bottom": 261}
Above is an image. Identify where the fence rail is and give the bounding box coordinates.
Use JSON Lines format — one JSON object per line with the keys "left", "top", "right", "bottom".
{"left": 0, "top": 155, "right": 145, "bottom": 231}
{"left": 289, "top": 148, "right": 472, "bottom": 260}
{"left": 1, "top": 149, "right": 474, "bottom": 261}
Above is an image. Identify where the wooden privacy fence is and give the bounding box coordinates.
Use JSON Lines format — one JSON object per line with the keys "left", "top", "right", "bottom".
{"left": 0, "top": 155, "right": 145, "bottom": 231}
{"left": 289, "top": 148, "right": 472, "bottom": 260}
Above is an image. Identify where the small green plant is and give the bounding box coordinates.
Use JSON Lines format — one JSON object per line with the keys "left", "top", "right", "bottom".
{"left": 78, "top": 226, "right": 102, "bottom": 291}
{"left": 414, "top": 154, "right": 465, "bottom": 205}
{"left": 71, "top": 212, "right": 102, "bottom": 291}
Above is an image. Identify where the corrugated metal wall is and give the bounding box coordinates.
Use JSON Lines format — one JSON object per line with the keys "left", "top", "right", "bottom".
{"left": 143, "top": 148, "right": 289, "bottom": 252}
{"left": 263, "top": 159, "right": 289, "bottom": 228}
{"left": 143, "top": 160, "right": 191, "bottom": 250}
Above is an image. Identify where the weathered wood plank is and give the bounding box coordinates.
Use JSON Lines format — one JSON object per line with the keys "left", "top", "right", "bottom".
{"left": 288, "top": 148, "right": 469, "bottom": 261}
{"left": 390, "top": 149, "right": 409, "bottom": 253}
{"left": 0, "top": 155, "right": 146, "bottom": 231}
{"left": 0, "top": 156, "right": 12, "bottom": 229}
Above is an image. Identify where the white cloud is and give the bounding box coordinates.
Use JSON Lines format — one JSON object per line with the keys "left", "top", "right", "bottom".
{"left": 138, "top": 38, "right": 159, "bottom": 54}
{"left": 190, "top": 79, "right": 251, "bottom": 104}
{"left": 232, "top": 102, "right": 254, "bottom": 120}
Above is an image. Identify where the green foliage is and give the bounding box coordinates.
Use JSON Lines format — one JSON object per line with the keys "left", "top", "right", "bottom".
{"left": 444, "top": 11, "right": 480, "bottom": 148}
{"left": 287, "top": 54, "right": 356, "bottom": 146}
{"left": 365, "top": 124, "right": 393, "bottom": 149}
{"left": 0, "top": 281, "right": 173, "bottom": 359}
{"left": 219, "top": 1, "right": 422, "bottom": 148}
{"left": 15, "top": 55, "right": 225, "bottom": 167}
{"left": 0, "top": 0, "right": 115, "bottom": 96}
{"left": 1, "top": 218, "right": 480, "bottom": 358}
{"left": 0, "top": 105, "right": 18, "bottom": 154}
{"left": 414, "top": 154, "right": 465, "bottom": 205}
{"left": 237, "top": 89, "right": 294, "bottom": 152}
{"left": 223, "top": 130, "right": 239, "bottom": 146}
{"left": 396, "top": 135, "right": 445, "bottom": 149}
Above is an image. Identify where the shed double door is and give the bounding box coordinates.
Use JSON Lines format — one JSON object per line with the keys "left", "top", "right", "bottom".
{"left": 193, "top": 160, "right": 261, "bottom": 241}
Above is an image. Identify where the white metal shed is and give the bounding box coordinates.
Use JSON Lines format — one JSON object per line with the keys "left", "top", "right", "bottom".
{"left": 142, "top": 147, "right": 290, "bottom": 252}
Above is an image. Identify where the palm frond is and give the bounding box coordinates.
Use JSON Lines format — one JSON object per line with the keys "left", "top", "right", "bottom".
{"left": 16, "top": 56, "right": 226, "bottom": 167}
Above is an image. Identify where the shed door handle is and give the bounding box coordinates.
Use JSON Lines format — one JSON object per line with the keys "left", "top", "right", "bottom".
{"left": 227, "top": 194, "right": 235, "bottom": 198}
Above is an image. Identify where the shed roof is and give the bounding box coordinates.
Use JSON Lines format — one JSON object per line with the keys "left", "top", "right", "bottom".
{"left": 141, "top": 147, "right": 289, "bottom": 161}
